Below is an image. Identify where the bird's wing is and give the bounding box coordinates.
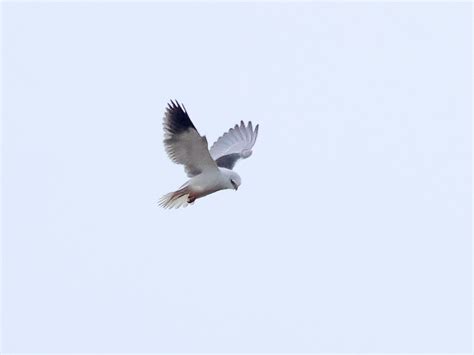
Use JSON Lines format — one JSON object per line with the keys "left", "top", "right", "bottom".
{"left": 209, "top": 121, "right": 259, "bottom": 170}
{"left": 163, "top": 100, "right": 218, "bottom": 177}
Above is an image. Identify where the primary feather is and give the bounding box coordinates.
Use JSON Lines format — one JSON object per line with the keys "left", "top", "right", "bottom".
{"left": 163, "top": 100, "right": 218, "bottom": 177}
{"left": 210, "top": 121, "right": 259, "bottom": 170}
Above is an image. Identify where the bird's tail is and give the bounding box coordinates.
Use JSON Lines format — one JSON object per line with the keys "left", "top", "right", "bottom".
{"left": 158, "top": 185, "right": 194, "bottom": 209}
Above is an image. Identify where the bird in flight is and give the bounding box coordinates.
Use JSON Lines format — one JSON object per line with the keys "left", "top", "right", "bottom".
{"left": 159, "top": 100, "right": 259, "bottom": 209}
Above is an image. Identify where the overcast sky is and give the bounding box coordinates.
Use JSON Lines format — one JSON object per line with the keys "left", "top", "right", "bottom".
{"left": 2, "top": 2, "right": 471, "bottom": 353}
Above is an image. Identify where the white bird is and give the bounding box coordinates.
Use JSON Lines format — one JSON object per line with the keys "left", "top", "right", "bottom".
{"left": 159, "top": 100, "right": 259, "bottom": 209}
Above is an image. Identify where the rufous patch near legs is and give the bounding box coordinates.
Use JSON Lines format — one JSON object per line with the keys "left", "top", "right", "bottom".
{"left": 187, "top": 193, "right": 197, "bottom": 204}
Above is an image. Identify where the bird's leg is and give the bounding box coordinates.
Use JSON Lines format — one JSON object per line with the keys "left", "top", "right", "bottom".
{"left": 187, "top": 194, "right": 196, "bottom": 203}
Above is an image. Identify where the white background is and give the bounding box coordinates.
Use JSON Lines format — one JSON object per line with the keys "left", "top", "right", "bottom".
{"left": 2, "top": 2, "right": 471, "bottom": 352}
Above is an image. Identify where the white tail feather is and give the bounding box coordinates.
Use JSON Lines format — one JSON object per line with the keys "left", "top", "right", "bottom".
{"left": 159, "top": 186, "right": 194, "bottom": 209}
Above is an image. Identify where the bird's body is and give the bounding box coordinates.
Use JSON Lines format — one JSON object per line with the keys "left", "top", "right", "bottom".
{"left": 189, "top": 167, "right": 240, "bottom": 198}
{"left": 159, "top": 100, "right": 258, "bottom": 209}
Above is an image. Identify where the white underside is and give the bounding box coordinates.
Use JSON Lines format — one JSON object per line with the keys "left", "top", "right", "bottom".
{"left": 159, "top": 168, "right": 238, "bottom": 209}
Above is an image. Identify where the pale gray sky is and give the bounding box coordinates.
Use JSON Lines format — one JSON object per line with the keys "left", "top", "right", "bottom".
{"left": 2, "top": 2, "right": 471, "bottom": 352}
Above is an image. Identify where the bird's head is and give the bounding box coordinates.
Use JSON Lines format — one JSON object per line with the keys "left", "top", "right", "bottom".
{"left": 230, "top": 176, "right": 241, "bottom": 191}
{"left": 221, "top": 169, "right": 241, "bottom": 191}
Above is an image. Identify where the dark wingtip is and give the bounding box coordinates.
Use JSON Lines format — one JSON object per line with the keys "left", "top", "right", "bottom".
{"left": 163, "top": 99, "right": 196, "bottom": 135}
{"left": 168, "top": 99, "right": 188, "bottom": 114}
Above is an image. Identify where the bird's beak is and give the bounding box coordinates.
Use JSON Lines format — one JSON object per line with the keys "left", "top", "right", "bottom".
{"left": 234, "top": 186, "right": 238, "bottom": 191}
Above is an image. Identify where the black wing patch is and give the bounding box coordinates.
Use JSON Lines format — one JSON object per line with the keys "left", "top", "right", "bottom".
{"left": 163, "top": 100, "right": 197, "bottom": 137}
{"left": 162, "top": 100, "right": 218, "bottom": 177}
{"left": 215, "top": 153, "right": 241, "bottom": 170}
